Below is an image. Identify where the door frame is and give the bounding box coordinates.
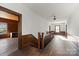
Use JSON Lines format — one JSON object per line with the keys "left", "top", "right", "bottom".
{"left": 0, "top": 6, "right": 22, "bottom": 49}
{"left": 55, "top": 25, "right": 60, "bottom": 33}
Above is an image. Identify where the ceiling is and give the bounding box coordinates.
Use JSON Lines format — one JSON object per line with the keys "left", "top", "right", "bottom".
{"left": 26, "top": 3, "right": 79, "bottom": 21}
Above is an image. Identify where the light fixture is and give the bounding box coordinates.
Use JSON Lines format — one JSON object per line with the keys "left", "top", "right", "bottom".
{"left": 53, "top": 16, "right": 56, "bottom": 20}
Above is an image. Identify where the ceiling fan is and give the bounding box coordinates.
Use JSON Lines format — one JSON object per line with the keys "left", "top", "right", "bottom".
{"left": 53, "top": 16, "right": 56, "bottom": 20}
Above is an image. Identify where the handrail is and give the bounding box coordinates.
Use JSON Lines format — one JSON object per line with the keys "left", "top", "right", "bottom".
{"left": 38, "top": 31, "right": 53, "bottom": 49}
{"left": 38, "top": 32, "right": 44, "bottom": 49}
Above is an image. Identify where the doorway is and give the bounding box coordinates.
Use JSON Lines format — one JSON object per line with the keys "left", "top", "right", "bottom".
{"left": 55, "top": 25, "right": 60, "bottom": 33}
{"left": 0, "top": 6, "right": 22, "bottom": 49}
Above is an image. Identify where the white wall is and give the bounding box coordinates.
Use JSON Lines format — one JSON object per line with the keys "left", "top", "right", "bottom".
{"left": 0, "top": 3, "right": 49, "bottom": 38}
{"left": 67, "top": 4, "right": 79, "bottom": 36}
{"left": 40, "top": 19, "right": 49, "bottom": 32}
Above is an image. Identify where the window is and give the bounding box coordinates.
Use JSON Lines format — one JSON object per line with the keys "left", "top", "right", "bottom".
{"left": 0, "top": 22, "right": 7, "bottom": 35}
{"left": 55, "top": 25, "right": 60, "bottom": 32}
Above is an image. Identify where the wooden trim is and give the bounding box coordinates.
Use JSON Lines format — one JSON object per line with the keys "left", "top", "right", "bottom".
{"left": 18, "top": 14, "right": 22, "bottom": 49}
{"left": 38, "top": 32, "right": 41, "bottom": 49}
{"left": 0, "top": 6, "right": 21, "bottom": 16}
{"left": 0, "top": 6, "right": 22, "bottom": 49}
{"left": 0, "top": 17, "right": 18, "bottom": 22}
{"left": 0, "top": 34, "right": 10, "bottom": 39}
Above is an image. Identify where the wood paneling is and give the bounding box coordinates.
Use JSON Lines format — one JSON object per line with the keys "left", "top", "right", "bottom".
{"left": 0, "top": 11, "right": 19, "bottom": 21}
{"left": 0, "top": 34, "right": 10, "bottom": 39}
{"left": 0, "top": 17, "right": 18, "bottom": 32}
{"left": 21, "top": 34, "right": 38, "bottom": 49}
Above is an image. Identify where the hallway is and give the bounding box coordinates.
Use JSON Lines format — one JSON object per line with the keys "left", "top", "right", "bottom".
{"left": 9, "top": 35, "right": 79, "bottom": 56}
{"left": 45, "top": 35, "right": 79, "bottom": 56}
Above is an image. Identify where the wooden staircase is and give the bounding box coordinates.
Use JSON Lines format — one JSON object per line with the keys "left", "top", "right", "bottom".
{"left": 21, "top": 32, "right": 54, "bottom": 49}
{"left": 21, "top": 34, "right": 38, "bottom": 49}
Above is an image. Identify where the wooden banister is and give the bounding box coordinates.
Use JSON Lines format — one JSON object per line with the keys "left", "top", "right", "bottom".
{"left": 38, "top": 32, "right": 41, "bottom": 49}
{"left": 41, "top": 32, "right": 44, "bottom": 49}
{"left": 38, "top": 32, "right": 44, "bottom": 49}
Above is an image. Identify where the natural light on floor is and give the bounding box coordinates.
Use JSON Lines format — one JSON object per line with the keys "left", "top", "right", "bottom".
{"left": 56, "top": 35, "right": 79, "bottom": 43}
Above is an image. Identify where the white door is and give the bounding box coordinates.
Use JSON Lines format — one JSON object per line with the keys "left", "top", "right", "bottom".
{"left": 55, "top": 25, "right": 60, "bottom": 32}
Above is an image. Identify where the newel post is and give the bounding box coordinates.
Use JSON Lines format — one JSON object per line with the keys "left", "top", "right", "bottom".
{"left": 41, "top": 32, "right": 44, "bottom": 49}
{"left": 38, "top": 32, "right": 40, "bottom": 49}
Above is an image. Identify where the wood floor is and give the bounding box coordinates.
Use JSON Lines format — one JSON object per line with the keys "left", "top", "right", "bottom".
{"left": 0, "top": 38, "right": 18, "bottom": 56}
{"left": 9, "top": 35, "right": 79, "bottom": 56}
